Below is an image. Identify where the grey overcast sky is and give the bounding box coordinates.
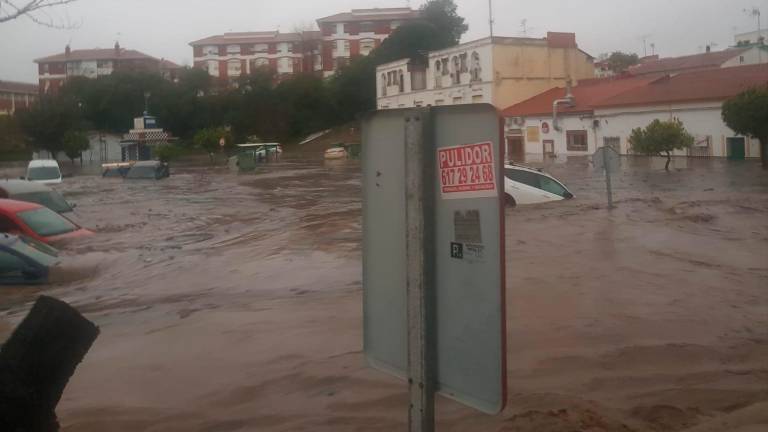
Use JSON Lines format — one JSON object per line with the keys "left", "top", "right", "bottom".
{"left": 1, "top": 0, "right": 765, "bottom": 82}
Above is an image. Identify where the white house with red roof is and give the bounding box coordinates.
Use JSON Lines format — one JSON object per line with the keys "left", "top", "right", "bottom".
{"left": 627, "top": 46, "right": 767, "bottom": 76}
{"left": 501, "top": 64, "right": 767, "bottom": 160}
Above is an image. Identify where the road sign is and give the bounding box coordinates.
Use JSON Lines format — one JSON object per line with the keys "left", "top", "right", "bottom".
{"left": 362, "top": 104, "right": 507, "bottom": 426}
{"left": 593, "top": 146, "right": 621, "bottom": 208}
{"left": 593, "top": 146, "right": 620, "bottom": 174}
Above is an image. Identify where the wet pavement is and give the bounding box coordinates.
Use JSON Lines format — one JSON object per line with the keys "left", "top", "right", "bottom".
{"left": 0, "top": 155, "right": 766, "bottom": 431}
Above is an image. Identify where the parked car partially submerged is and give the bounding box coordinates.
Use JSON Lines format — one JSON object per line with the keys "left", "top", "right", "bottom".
{"left": 0, "top": 180, "right": 74, "bottom": 213}
{"left": 504, "top": 164, "right": 574, "bottom": 206}
{"left": 102, "top": 162, "right": 133, "bottom": 178}
{"left": 126, "top": 161, "right": 170, "bottom": 180}
{"left": 0, "top": 233, "right": 59, "bottom": 285}
{"left": 228, "top": 143, "right": 282, "bottom": 171}
{"left": 0, "top": 199, "right": 93, "bottom": 244}
{"left": 25, "top": 159, "right": 63, "bottom": 185}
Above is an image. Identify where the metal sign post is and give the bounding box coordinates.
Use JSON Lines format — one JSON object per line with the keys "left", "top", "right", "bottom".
{"left": 593, "top": 146, "right": 620, "bottom": 209}
{"left": 404, "top": 112, "right": 435, "bottom": 432}
{"left": 362, "top": 105, "right": 506, "bottom": 432}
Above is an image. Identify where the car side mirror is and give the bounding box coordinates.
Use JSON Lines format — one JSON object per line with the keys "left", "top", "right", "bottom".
{"left": 563, "top": 191, "right": 574, "bottom": 199}
{"left": 70, "top": 202, "right": 77, "bottom": 209}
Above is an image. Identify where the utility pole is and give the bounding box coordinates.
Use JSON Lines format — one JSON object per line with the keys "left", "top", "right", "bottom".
{"left": 489, "top": 0, "right": 494, "bottom": 37}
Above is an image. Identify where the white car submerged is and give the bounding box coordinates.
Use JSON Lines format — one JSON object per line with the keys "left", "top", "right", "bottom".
{"left": 25, "top": 159, "right": 63, "bottom": 185}
{"left": 503, "top": 164, "right": 573, "bottom": 206}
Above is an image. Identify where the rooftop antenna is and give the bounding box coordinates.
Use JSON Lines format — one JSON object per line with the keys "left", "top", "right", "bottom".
{"left": 744, "top": 6, "right": 763, "bottom": 62}
{"left": 488, "top": 0, "right": 494, "bottom": 37}
{"left": 639, "top": 34, "right": 652, "bottom": 57}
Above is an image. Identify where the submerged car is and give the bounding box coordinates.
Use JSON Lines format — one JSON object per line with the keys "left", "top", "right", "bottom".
{"left": 126, "top": 161, "right": 170, "bottom": 180}
{"left": 228, "top": 143, "right": 282, "bottom": 171}
{"left": 25, "top": 159, "right": 63, "bottom": 185}
{"left": 504, "top": 164, "right": 574, "bottom": 206}
{"left": 0, "top": 180, "right": 74, "bottom": 213}
{"left": 102, "top": 162, "right": 133, "bottom": 178}
{"left": 0, "top": 233, "right": 59, "bottom": 285}
{"left": 0, "top": 199, "right": 93, "bottom": 244}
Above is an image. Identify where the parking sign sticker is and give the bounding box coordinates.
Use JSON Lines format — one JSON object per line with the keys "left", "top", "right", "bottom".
{"left": 438, "top": 142, "right": 497, "bottom": 199}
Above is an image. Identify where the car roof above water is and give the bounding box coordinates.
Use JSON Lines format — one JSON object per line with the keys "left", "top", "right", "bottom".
{"left": 0, "top": 198, "right": 42, "bottom": 212}
{"left": 27, "top": 159, "right": 60, "bottom": 168}
{"left": 0, "top": 180, "right": 53, "bottom": 194}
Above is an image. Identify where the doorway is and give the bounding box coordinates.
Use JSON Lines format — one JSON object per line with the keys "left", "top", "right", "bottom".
{"left": 727, "top": 137, "right": 745, "bottom": 160}
{"left": 543, "top": 140, "right": 555, "bottom": 157}
{"left": 507, "top": 136, "right": 524, "bottom": 162}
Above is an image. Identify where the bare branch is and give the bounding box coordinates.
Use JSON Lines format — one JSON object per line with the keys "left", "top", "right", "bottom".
{"left": 0, "top": 0, "right": 79, "bottom": 28}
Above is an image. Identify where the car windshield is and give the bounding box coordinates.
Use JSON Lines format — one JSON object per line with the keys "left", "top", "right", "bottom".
{"left": 505, "top": 168, "right": 569, "bottom": 197}
{"left": 126, "top": 165, "right": 159, "bottom": 179}
{"left": 15, "top": 191, "right": 72, "bottom": 213}
{"left": 27, "top": 166, "right": 61, "bottom": 181}
{"left": 17, "top": 207, "right": 77, "bottom": 237}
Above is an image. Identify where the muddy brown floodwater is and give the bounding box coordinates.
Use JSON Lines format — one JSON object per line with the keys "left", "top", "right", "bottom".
{"left": 1, "top": 155, "right": 767, "bottom": 432}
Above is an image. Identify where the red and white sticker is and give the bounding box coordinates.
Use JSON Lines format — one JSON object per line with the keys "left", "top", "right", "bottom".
{"left": 438, "top": 141, "right": 497, "bottom": 199}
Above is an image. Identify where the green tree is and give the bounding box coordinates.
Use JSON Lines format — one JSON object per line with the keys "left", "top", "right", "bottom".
{"left": 0, "top": 116, "right": 26, "bottom": 155}
{"left": 154, "top": 144, "right": 183, "bottom": 163}
{"left": 62, "top": 129, "right": 89, "bottom": 164}
{"left": 603, "top": 51, "right": 640, "bottom": 73}
{"left": 17, "top": 96, "right": 81, "bottom": 157}
{"left": 629, "top": 119, "right": 694, "bottom": 171}
{"left": 420, "top": 0, "right": 468, "bottom": 47}
{"left": 722, "top": 85, "right": 768, "bottom": 169}
{"left": 193, "top": 127, "right": 231, "bottom": 162}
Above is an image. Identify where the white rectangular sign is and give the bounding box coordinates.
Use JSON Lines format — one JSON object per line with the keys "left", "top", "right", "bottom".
{"left": 438, "top": 141, "right": 498, "bottom": 199}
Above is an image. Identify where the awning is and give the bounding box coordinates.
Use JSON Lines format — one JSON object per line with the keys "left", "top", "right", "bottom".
{"left": 121, "top": 130, "right": 175, "bottom": 144}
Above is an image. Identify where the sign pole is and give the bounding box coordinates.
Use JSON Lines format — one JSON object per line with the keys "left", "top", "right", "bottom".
{"left": 404, "top": 111, "right": 435, "bottom": 432}
{"left": 602, "top": 146, "right": 614, "bottom": 209}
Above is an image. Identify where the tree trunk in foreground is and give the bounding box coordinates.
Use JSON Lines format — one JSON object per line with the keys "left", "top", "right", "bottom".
{"left": 0, "top": 296, "right": 100, "bottom": 432}
{"left": 664, "top": 151, "right": 671, "bottom": 171}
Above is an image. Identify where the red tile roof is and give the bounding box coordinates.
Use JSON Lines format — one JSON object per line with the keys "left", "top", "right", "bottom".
{"left": 501, "top": 76, "right": 655, "bottom": 117}
{"left": 0, "top": 80, "right": 38, "bottom": 94}
{"left": 627, "top": 48, "right": 751, "bottom": 75}
{"left": 34, "top": 48, "right": 158, "bottom": 63}
{"left": 317, "top": 7, "right": 419, "bottom": 23}
{"left": 595, "top": 63, "right": 768, "bottom": 108}
{"left": 189, "top": 31, "right": 316, "bottom": 46}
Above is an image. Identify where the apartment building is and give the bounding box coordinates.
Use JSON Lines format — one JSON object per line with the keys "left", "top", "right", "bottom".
{"left": 189, "top": 31, "right": 322, "bottom": 84}
{"left": 376, "top": 33, "right": 595, "bottom": 110}
{"left": 0, "top": 80, "right": 38, "bottom": 115}
{"left": 316, "top": 7, "right": 420, "bottom": 76}
{"left": 34, "top": 43, "right": 181, "bottom": 94}
{"left": 190, "top": 7, "right": 420, "bottom": 83}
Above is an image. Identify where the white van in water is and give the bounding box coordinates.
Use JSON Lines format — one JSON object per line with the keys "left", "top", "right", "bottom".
{"left": 26, "top": 160, "right": 63, "bottom": 185}
{"left": 504, "top": 164, "right": 574, "bottom": 206}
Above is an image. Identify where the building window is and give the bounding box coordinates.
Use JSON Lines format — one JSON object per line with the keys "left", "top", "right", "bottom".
{"left": 452, "top": 96, "right": 463, "bottom": 104}
{"left": 435, "top": 99, "right": 444, "bottom": 106}
{"left": 451, "top": 56, "right": 460, "bottom": 84}
{"left": 203, "top": 45, "right": 218, "bottom": 55}
{"left": 566, "top": 130, "right": 588, "bottom": 151}
{"left": 361, "top": 21, "right": 375, "bottom": 33}
{"left": 411, "top": 69, "right": 426, "bottom": 91}
{"left": 460, "top": 53, "right": 468, "bottom": 73}
{"left": 603, "top": 136, "right": 621, "bottom": 152}
{"left": 278, "top": 57, "right": 293, "bottom": 73}
{"left": 441, "top": 58, "right": 449, "bottom": 75}
{"left": 399, "top": 70, "right": 404, "bottom": 93}
{"left": 381, "top": 73, "right": 387, "bottom": 96}
{"left": 41, "top": 63, "right": 49, "bottom": 74}
{"left": 227, "top": 60, "right": 242, "bottom": 76}
{"left": 470, "top": 51, "right": 482, "bottom": 82}
{"left": 343, "top": 40, "right": 351, "bottom": 53}
{"left": 251, "top": 57, "right": 269, "bottom": 69}
{"left": 472, "top": 95, "right": 483, "bottom": 103}
{"left": 360, "top": 39, "right": 376, "bottom": 56}
{"left": 254, "top": 44, "right": 268, "bottom": 53}
{"left": 279, "top": 42, "right": 292, "bottom": 53}
{"left": 739, "top": 55, "right": 745, "bottom": 64}
{"left": 227, "top": 45, "right": 240, "bottom": 55}
{"left": 433, "top": 60, "right": 442, "bottom": 88}
{"left": 206, "top": 60, "right": 219, "bottom": 77}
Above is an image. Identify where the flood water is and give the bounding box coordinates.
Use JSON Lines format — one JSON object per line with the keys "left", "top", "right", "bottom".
{"left": 1, "top": 155, "right": 766, "bottom": 432}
